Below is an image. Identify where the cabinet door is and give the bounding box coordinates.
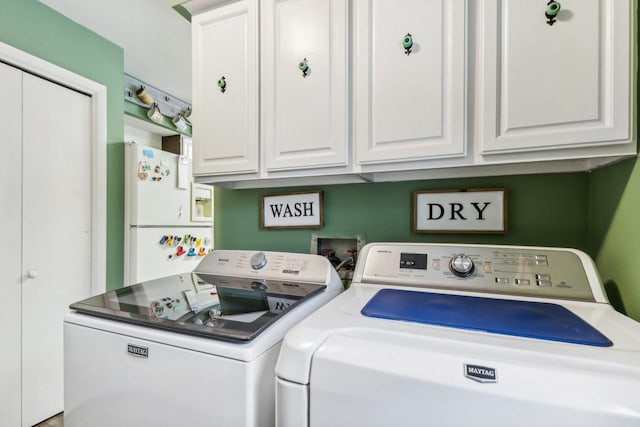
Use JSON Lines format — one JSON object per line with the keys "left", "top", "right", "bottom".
{"left": 192, "top": 0, "right": 259, "bottom": 175}
{"left": 0, "top": 62, "right": 22, "bottom": 427}
{"left": 355, "top": 0, "right": 467, "bottom": 165}
{"left": 478, "top": 0, "right": 632, "bottom": 154}
{"left": 262, "top": 0, "right": 349, "bottom": 171}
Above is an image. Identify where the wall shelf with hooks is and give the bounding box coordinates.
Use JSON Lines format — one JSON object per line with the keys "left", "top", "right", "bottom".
{"left": 124, "top": 73, "right": 192, "bottom": 121}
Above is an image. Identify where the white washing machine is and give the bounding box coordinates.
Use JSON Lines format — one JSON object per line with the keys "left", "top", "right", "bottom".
{"left": 64, "top": 250, "right": 343, "bottom": 427}
{"left": 275, "top": 243, "right": 640, "bottom": 427}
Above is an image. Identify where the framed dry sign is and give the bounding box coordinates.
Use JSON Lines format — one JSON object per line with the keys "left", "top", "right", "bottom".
{"left": 261, "top": 191, "right": 324, "bottom": 229}
{"left": 413, "top": 189, "right": 508, "bottom": 234}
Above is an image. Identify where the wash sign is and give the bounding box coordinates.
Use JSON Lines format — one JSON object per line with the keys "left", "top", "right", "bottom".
{"left": 261, "top": 191, "right": 324, "bottom": 229}
{"left": 414, "top": 189, "right": 507, "bottom": 234}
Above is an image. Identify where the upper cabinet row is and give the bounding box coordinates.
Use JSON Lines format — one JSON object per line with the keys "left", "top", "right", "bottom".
{"left": 190, "top": 0, "right": 635, "bottom": 188}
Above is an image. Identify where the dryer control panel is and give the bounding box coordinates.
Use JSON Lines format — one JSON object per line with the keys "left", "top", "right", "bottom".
{"left": 357, "top": 244, "right": 600, "bottom": 302}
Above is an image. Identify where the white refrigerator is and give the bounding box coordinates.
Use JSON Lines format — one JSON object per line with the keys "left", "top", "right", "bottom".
{"left": 124, "top": 142, "right": 214, "bottom": 285}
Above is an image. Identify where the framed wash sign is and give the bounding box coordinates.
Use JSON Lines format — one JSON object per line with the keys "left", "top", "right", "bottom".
{"left": 413, "top": 189, "right": 508, "bottom": 234}
{"left": 261, "top": 191, "right": 324, "bottom": 229}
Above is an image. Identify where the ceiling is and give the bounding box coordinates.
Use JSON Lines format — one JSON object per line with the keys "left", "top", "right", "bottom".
{"left": 39, "top": 0, "right": 192, "bottom": 104}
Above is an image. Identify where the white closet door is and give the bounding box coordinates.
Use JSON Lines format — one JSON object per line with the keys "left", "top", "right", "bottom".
{"left": 21, "top": 73, "right": 92, "bottom": 426}
{"left": 0, "top": 62, "right": 23, "bottom": 427}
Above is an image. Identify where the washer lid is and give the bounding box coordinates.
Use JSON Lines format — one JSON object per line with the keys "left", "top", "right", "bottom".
{"left": 70, "top": 273, "right": 326, "bottom": 342}
{"left": 361, "top": 289, "right": 613, "bottom": 347}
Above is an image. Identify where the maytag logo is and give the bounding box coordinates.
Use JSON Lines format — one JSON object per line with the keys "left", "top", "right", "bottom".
{"left": 464, "top": 364, "right": 497, "bottom": 383}
{"left": 127, "top": 344, "right": 149, "bottom": 358}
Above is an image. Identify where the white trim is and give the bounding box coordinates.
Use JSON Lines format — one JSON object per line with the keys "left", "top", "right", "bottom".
{"left": 0, "top": 41, "right": 107, "bottom": 295}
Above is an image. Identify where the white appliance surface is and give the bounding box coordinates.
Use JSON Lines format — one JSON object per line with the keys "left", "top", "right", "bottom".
{"left": 128, "top": 226, "right": 212, "bottom": 282}
{"left": 124, "top": 142, "right": 213, "bottom": 284}
{"left": 275, "top": 243, "right": 640, "bottom": 427}
{"left": 126, "top": 142, "right": 195, "bottom": 227}
{"left": 64, "top": 249, "right": 343, "bottom": 427}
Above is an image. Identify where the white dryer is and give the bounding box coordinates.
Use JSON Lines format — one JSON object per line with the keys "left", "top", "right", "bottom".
{"left": 275, "top": 243, "right": 640, "bottom": 427}
{"left": 64, "top": 250, "right": 343, "bottom": 427}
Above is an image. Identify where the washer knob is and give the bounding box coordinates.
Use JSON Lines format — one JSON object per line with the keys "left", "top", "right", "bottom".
{"left": 250, "top": 252, "right": 268, "bottom": 270}
{"left": 449, "top": 255, "right": 474, "bottom": 277}
{"left": 251, "top": 281, "right": 268, "bottom": 291}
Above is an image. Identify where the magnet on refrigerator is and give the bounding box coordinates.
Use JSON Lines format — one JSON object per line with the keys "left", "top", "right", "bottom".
{"left": 124, "top": 142, "right": 214, "bottom": 285}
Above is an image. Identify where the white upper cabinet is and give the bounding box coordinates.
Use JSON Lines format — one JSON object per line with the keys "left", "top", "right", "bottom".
{"left": 354, "top": 0, "right": 467, "bottom": 167}
{"left": 477, "top": 0, "right": 633, "bottom": 155}
{"left": 261, "top": 0, "right": 349, "bottom": 172}
{"left": 191, "top": 0, "right": 259, "bottom": 176}
{"left": 186, "top": 0, "right": 635, "bottom": 187}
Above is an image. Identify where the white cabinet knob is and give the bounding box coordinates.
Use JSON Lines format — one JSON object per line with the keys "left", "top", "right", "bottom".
{"left": 27, "top": 270, "right": 38, "bottom": 278}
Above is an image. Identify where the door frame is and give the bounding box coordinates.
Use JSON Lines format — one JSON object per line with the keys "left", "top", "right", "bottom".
{"left": 0, "top": 41, "right": 107, "bottom": 295}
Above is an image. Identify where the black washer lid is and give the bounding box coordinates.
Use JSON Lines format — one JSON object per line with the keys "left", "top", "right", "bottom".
{"left": 70, "top": 273, "right": 326, "bottom": 342}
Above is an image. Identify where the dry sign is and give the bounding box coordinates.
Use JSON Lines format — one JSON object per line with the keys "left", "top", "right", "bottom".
{"left": 261, "top": 191, "right": 324, "bottom": 229}
{"left": 414, "top": 189, "right": 507, "bottom": 234}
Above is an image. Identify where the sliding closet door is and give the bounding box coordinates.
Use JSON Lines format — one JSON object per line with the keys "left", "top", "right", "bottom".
{"left": 0, "top": 62, "right": 23, "bottom": 427}
{"left": 21, "top": 73, "right": 93, "bottom": 426}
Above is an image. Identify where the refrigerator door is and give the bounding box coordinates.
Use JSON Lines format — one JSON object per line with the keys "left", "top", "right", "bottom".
{"left": 126, "top": 143, "right": 198, "bottom": 226}
{"left": 126, "top": 226, "right": 213, "bottom": 285}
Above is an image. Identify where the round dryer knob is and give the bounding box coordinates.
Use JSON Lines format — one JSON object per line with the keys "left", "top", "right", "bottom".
{"left": 449, "top": 255, "right": 474, "bottom": 277}
{"left": 250, "top": 252, "right": 268, "bottom": 270}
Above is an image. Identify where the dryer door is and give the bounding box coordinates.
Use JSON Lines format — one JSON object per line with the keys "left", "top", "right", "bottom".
{"left": 308, "top": 331, "right": 640, "bottom": 427}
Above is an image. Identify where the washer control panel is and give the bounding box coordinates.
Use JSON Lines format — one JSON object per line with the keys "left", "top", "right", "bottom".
{"left": 360, "top": 244, "right": 597, "bottom": 302}
{"left": 195, "top": 250, "right": 331, "bottom": 285}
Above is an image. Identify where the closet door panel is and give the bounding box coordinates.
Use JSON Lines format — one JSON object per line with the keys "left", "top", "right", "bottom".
{"left": 21, "top": 74, "right": 93, "bottom": 426}
{"left": 0, "top": 62, "right": 23, "bottom": 427}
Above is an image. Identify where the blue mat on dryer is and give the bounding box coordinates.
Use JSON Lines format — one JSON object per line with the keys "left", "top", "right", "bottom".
{"left": 361, "top": 289, "right": 612, "bottom": 347}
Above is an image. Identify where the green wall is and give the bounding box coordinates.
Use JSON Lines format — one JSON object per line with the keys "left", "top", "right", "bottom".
{"left": 590, "top": 157, "right": 640, "bottom": 320}
{"left": 588, "top": 1, "right": 640, "bottom": 321}
{"left": 214, "top": 173, "right": 590, "bottom": 255}
{"left": 0, "top": 0, "right": 125, "bottom": 291}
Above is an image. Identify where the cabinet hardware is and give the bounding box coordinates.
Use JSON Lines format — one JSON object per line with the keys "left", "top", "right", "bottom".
{"left": 545, "top": 1, "right": 561, "bottom": 25}
{"left": 217, "top": 76, "right": 226, "bottom": 93}
{"left": 403, "top": 33, "right": 414, "bottom": 55}
{"left": 299, "top": 58, "right": 309, "bottom": 77}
